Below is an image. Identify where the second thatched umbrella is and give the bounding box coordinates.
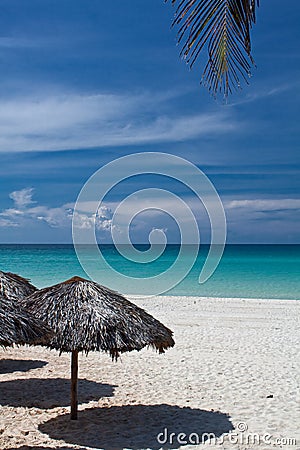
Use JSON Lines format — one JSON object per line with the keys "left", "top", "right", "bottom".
{"left": 22, "top": 276, "right": 175, "bottom": 419}
{"left": 0, "top": 295, "right": 51, "bottom": 348}
{"left": 0, "top": 270, "right": 37, "bottom": 300}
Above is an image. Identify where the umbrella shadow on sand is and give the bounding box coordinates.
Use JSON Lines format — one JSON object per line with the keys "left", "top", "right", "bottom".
{"left": 39, "top": 404, "right": 234, "bottom": 449}
{"left": 0, "top": 378, "right": 116, "bottom": 408}
{"left": 16, "top": 447, "right": 78, "bottom": 450}
{"left": 0, "top": 359, "right": 48, "bottom": 374}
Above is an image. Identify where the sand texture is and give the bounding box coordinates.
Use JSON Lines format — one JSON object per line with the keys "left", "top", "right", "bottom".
{"left": 0, "top": 296, "right": 299, "bottom": 450}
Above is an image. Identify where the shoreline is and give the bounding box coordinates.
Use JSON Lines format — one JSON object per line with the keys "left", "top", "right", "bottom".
{"left": 131, "top": 294, "right": 300, "bottom": 303}
{"left": 1, "top": 295, "right": 299, "bottom": 449}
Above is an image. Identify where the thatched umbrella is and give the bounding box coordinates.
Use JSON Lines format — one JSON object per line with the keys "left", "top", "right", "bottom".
{"left": 0, "top": 270, "right": 37, "bottom": 300}
{"left": 22, "top": 276, "right": 175, "bottom": 420}
{"left": 0, "top": 295, "right": 51, "bottom": 348}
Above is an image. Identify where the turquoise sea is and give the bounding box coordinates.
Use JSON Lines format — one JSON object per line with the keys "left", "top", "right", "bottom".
{"left": 0, "top": 244, "right": 299, "bottom": 299}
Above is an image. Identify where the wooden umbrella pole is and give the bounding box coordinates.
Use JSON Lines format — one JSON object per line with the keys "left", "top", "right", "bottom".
{"left": 71, "top": 349, "right": 78, "bottom": 420}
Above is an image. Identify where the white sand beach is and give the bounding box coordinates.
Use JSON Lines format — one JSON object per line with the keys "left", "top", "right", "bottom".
{"left": 0, "top": 296, "right": 299, "bottom": 450}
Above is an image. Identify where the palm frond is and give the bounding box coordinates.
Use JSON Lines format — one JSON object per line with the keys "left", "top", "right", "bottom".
{"left": 166, "top": 0, "right": 259, "bottom": 96}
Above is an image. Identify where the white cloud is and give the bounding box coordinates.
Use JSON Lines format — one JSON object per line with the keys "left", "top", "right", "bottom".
{"left": 227, "top": 82, "right": 300, "bottom": 107}
{"left": 0, "top": 218, "right": 19, "bottom": 227}
{"left": 226, "top": 199, "right": 300, "bottom": 212}
{"left": 0, "top": 188, "right": 113, "bottom": 232}
{"left": 0, "top": 91, "right": 236, "bottom": 152}
{"left": 9, "top": 187, "right": 35, "bottom": 208}
{"left": 224, "top": 198, "right": 300, "bottom": 243}
{"left": 72, "top": 205, "right": 113, "bottom": 231}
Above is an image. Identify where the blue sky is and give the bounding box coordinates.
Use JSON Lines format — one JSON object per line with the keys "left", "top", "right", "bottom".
{"left": 0, "top": 0, "right": 299, "bottom": 243}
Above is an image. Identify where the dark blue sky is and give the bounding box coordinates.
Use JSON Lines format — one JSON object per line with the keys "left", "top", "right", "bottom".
{"left": 0, "top": 0, "right": 299, "bottom": 243}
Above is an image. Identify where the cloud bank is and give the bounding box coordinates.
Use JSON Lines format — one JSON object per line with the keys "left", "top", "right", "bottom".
{"left": 1, "top": 188, "right": 299, "bottom": 243}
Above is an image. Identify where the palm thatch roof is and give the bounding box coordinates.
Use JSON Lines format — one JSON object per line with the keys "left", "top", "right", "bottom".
{"left": 0, "top": 295, "right": 51, "bottom": 348}
{"left": 22, "top": 276, "right": 175, "bottom": 359}
{"left": 0, "top": 270, "right": 37, "bottom": 300}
